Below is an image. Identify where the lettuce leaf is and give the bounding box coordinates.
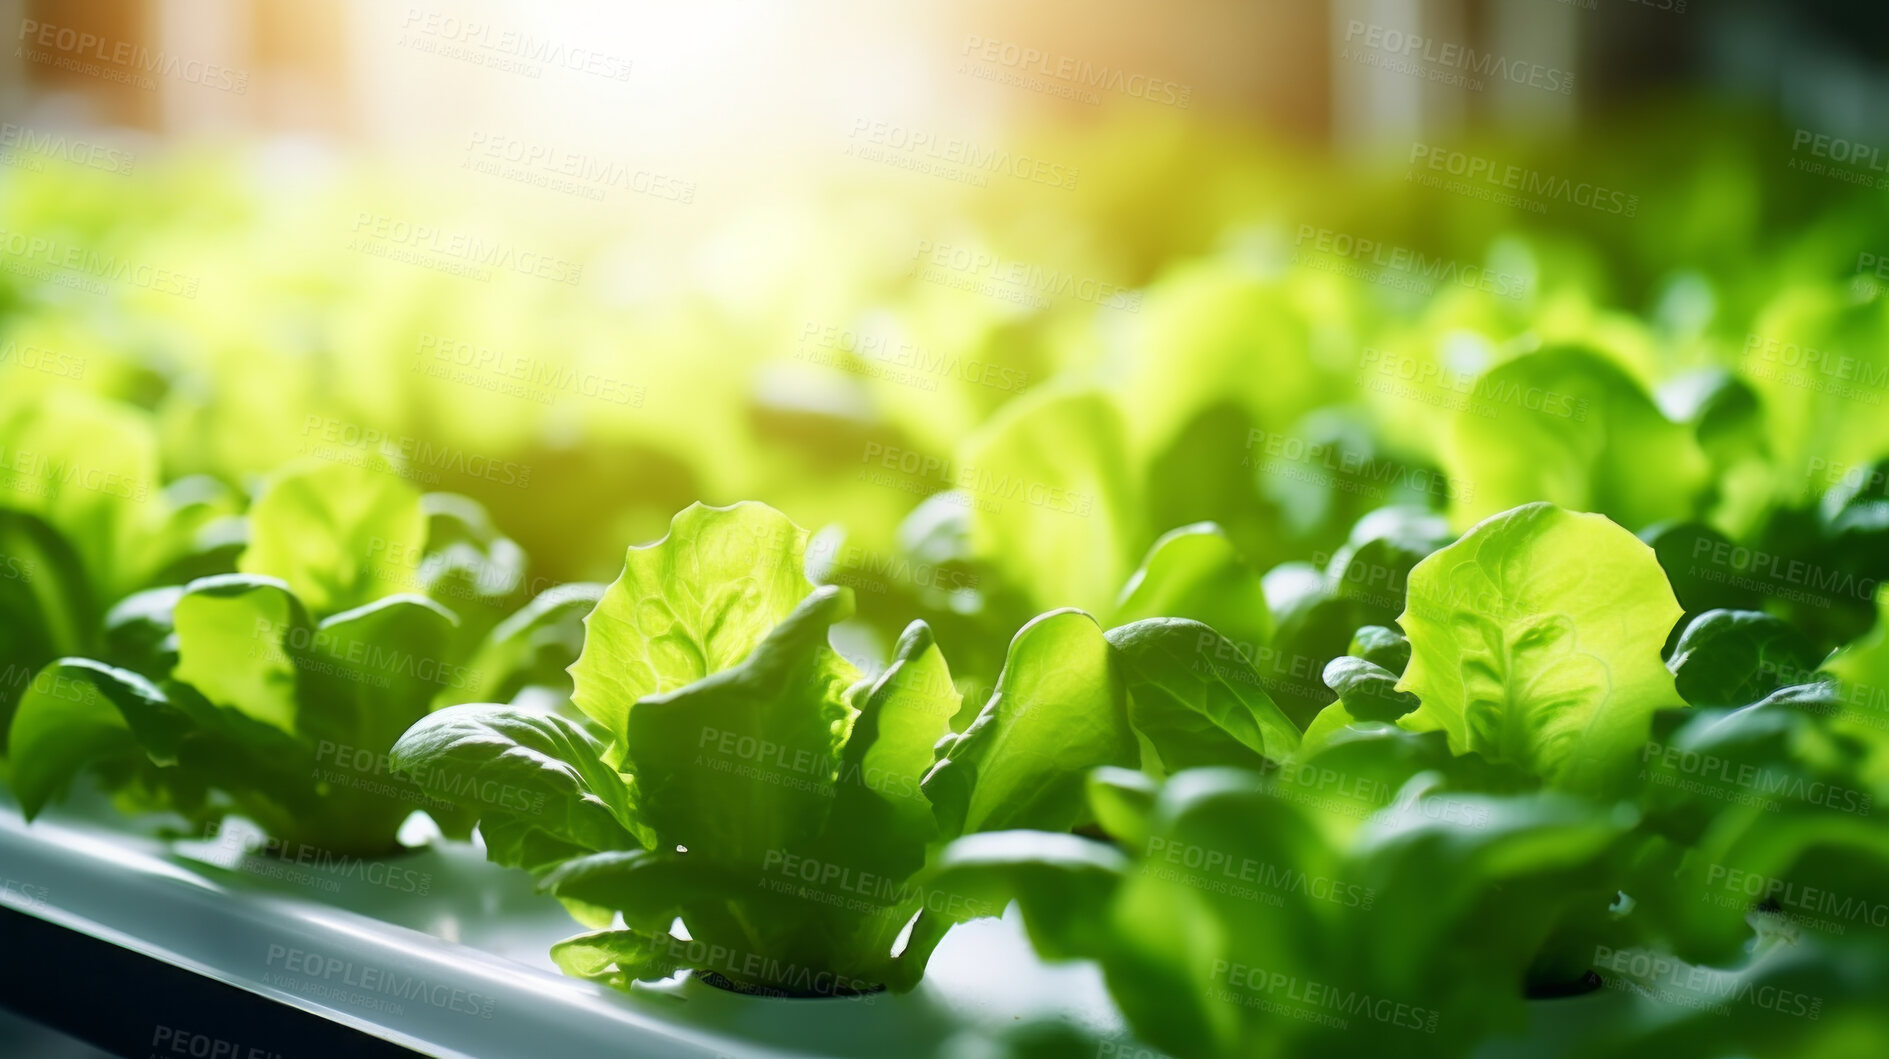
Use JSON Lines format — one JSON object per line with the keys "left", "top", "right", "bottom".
{"left": 1397, "top": 503, "right": 1685, "bottom": 792}
{"left": 568, "top": 501, "right": 813, "bottom": 747}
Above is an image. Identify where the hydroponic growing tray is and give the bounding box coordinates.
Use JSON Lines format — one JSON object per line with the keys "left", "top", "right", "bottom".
{"left": 0, "top": 790, "right": 1140, "bottom": 1059}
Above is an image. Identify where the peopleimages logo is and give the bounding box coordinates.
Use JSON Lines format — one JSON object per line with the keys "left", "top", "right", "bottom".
{"left": 0, "top": 550, "right": 34, "bottom": 583}
{"left": 206, "top": 822, "right": 433, "bottom": 897}
{"left": 1593, "top": 946, "right": 1823, "bottom": 1019}
{"left": 759, "top": 850, "right": 998, "bottom": 920}
{"left": 265, "top": 944, "right": 496, "bottom": 1019}
{"left": 1294, "top": 225, "right": 1528, "bottom": 299}
{"left": 16, "top": 19, "right": 250, "bottom": 93}
{"left": 0, "top": 229, "right": 199, "bottom": 298}
{"left": 0, "top": 339, "right": 85, "bottom": 379}
{"left": 909, "top": 241, "right": 1139, "bottom": 312}
{"left": 859, "top": 442, "right": 1099, "bottom": 516}
{"left": 149, "top": 1024, "right": 283, "bottom": 1059}
{"left": 848, "top": 120, "right": 1080, "bottom": 191}
{"left": 250, "top": 612, "right": 481, "bottom": 691}
{"left": 1791, "top": 130, "right": 1889, "bottom": 174}
{"left": 1244, "top": 426, "right": 1477, "bottom": 501}
{"left": 1358, "top": 347, "right": 1589, "bottom": 422}
{"left": 398, "top": 8, "right": 633, "bottom": 81}
{"left": 349, "top": 213, "right": 583, "bottom": 286}
{"left": 1211, "top": 960, "right": 1440, "bottom": 1033}
{"left": 1688, "top": 535, "right": 1880, "bottom": 606}
{"left": 463, "top": 132, "right": 694, "bottom": 205}
{"left": 300, "top": 414, "right": 534, "bottom": 488}
{"left": 1408, "top": 143, "right": 1639, "bottom": 217}
{"left": 1744, "top": 333, "right": 1889, "bottom": 389}
{"left": 0, "top": 444, "right": 152, "bottom": 502}
{"left": 0, "top": 123, "right": 135, "bottom": 174}
{"left": 1641, "top": 739, "right": 1873, "bottom": 815}
{"left": 797, "top": 320, "right": 1032, "bottom": 393}
{"left": 1144, "top": 836, "right": 1377, "bottom": 909}
{"left": 316, "top": 739, "right": 545, "bottom": 815}
{"left": 0, "top": 877, "right": 50, "bottom": 910}
{"left": 1704, "top": 864, "right": 1889, "bottom": 931}
{"left": 959, "top": 35, "right": 1192, "bottom": 108}
{"left": 1342, "top": 21, "right": 1574, "bottom": 94}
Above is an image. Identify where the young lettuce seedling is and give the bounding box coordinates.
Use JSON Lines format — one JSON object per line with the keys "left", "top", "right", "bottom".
{"left": 395, "top": 501, "right": 967, "bottom": 993}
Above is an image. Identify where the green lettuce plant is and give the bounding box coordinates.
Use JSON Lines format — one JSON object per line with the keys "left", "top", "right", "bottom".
{"left": 396, "top": 501, "right": 965, "bottom": 993}
{"left": 5, "top": 460, "right": 557, "bottom": 854}
{"left": 0, "top": 389, "right": 236, "bottom": 752}
{"left": 392, "top": 501, "right": 1308, "bottom": 994}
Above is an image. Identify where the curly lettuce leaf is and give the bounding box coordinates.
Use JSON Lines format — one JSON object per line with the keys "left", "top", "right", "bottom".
{"left": 539, "top": 617, "right": 962, "bottom": 994}
{"left": 625, "top": 585, "right": 859, "bottom": 870}
{"left": 569, "top": 501, "right": 813, "bottom": 744}
{"left": 1397, "top": 503, "right": 1684, "bottom": 792}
